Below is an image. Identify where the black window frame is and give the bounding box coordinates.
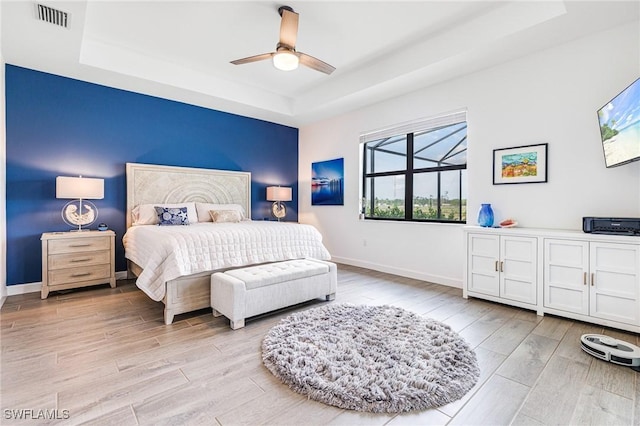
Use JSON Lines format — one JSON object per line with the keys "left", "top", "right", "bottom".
{"left": 361, "top": 120, "right": 467, "bottom": 223}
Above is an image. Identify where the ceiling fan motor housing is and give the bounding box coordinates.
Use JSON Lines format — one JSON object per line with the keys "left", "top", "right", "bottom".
{"left": 580, "top": 334, "right": 640, "bottom": 370}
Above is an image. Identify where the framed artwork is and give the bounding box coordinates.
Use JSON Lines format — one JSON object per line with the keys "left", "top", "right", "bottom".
{"left": 312, "top": 158, "right": 344, "bottom": 205}
{"left": 493, "top": 143, "right": 548, "bottom": 185}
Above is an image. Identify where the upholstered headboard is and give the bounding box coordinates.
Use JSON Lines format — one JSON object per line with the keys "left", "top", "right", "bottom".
{"left": 125, "top": 163, "right": 251, "bottom": 228}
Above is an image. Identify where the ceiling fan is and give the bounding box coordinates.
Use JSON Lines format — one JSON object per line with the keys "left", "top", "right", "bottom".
{"left": 230, "top": 5, "right": 335, "bottom": 75}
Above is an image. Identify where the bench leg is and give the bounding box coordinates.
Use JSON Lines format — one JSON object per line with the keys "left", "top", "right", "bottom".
{"left": 230, "top": 319, "right": 245, "bottom": 330}
{"left": 326, "top": 293, "right": 336, "bottom": 301}
{"left": 212, "top": 309, "right": 223, "bottom": 317}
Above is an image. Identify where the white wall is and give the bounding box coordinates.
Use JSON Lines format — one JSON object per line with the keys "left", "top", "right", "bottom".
{"left": 299, "top": 22, "right": 640, "bottom": 288}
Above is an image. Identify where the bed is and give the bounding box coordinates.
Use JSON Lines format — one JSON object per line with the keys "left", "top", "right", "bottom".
{"left": 123, "top": 162, "right": 331, "bottom": 324}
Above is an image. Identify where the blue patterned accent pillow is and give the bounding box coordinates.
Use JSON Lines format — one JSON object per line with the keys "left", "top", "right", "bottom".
{"left": 155, "top": 206, "right": 189, "bottom": 226}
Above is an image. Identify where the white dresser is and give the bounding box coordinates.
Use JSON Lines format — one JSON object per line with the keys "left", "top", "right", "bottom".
{"left": 463, "top": 226, "right": 640, "bottom": 333}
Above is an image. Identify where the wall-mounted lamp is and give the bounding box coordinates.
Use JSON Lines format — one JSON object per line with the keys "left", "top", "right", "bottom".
{"left": 266, "top": 186, "right": 292, "bottom": 221}
{"left": 56, "top": 176, "right": 104, "bottom": 231}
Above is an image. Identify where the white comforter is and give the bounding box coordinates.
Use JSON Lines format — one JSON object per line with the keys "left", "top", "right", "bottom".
{"left": 123, "top": 221, "right": 332, "bottom": 301}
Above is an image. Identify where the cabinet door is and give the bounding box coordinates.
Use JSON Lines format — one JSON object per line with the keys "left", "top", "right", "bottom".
{"left": 467, "top": 233, "right": 500, "bottom": 297}
{"left": 589, "top": 242, "right": 640, "bottom": 325}
{"left": 543, "top": 239, "right": 589, "bottom": 315}
{"left": 500, "top": 236, "right": 537, "bottom": 304}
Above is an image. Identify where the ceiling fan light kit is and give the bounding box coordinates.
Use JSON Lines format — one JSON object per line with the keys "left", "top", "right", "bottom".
{"left": 273, "top": 49, "right": 299, "bottom": 71}
{"left": 231, "top": 5, "right": 335, "bottom": 75}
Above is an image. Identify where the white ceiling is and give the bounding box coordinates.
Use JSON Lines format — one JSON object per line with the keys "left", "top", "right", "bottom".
{"left": 2, "top": 1, "right": 639, "bottom": 127}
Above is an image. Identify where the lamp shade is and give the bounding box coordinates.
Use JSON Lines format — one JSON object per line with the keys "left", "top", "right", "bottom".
{"left": 56, "top": 176, "right": 104, "bottom": 199}
{"left": 266, "top": 186, "right": 292, "bottom": 202}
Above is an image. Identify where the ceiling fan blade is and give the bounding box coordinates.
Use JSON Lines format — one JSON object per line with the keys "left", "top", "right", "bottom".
{"left": 298, "top": 52, "right": 336, "bottom": 75}
{"left": 279, "top": 8, "right": 299, "bottom": 48}
{"left": 230, "top": 52, "right": 273, "bottom": 65}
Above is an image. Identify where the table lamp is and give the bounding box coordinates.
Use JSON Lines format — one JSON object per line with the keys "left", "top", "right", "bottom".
{"left": 266, "top": 186, "right": 292, "bottom": 221}
{"left": 56, "top": 176, "right": 104, "bottom": 231}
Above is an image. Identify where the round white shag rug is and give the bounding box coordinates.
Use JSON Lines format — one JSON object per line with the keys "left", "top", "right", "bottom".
{"left": 261, "top": 304, "right": 480, "bottom": 413}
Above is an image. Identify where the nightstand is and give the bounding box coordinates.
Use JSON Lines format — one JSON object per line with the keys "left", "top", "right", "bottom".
{"left": 41, "top": 230, "right": 116, "bottom": 299}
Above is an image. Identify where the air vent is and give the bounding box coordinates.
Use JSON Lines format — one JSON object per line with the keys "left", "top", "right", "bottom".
{"left": 35, "top": 3, "right": 69, "bottom": 28}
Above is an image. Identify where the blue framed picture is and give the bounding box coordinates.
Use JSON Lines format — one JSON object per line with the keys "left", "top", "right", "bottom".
{"left": 312, "top": 158, "right": 344, "bottom": 205}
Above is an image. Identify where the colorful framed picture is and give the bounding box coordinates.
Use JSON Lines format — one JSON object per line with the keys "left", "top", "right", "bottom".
{"left": 493, "top": 143, "right": 548, "bottom": 185}
{"left": 312, "top": 158, "right": 344, "bottom": 205}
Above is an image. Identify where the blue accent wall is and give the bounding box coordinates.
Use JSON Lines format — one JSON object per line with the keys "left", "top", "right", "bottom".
{"left": 5, "top": 64, "right": 299, "bottom": 285}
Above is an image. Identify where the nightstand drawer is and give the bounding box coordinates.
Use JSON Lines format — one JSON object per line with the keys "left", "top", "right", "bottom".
{"left": 47, "top": 264, "right": 112, "bottom": 286}
{"left": 48, "top": 236, "right": 111, "bottom": 254}
{"left": 48, "top": 250, "right": 111, "bottom": 270}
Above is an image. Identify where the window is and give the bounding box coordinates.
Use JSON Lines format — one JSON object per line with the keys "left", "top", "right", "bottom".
{"left": 361, "top": 111, "right": 467, "bottom": 223}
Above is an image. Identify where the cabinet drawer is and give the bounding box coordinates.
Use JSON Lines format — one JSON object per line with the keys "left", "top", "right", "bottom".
{"left": 48, "top": 237, "right": 110, "bottom": 254}
{"left": 47, "top": 264, "right": 111, "bottom": 286}
{"left": 48, "top": 250, "right": 111, "bottom": 270}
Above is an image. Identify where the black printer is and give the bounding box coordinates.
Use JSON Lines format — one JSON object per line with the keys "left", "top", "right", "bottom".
{"left": 583, "top": 217, "right": 640, "bottom": 236}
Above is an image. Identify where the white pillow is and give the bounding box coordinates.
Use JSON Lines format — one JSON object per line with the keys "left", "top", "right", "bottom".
{"left": 195, "top": 202, "right": 246, "bottom": 222}
{"left": 132, "top": 202, "right": 198, "bottom": 225}
{"left": 209, "top": 209, "right": 243, "bottom": 223}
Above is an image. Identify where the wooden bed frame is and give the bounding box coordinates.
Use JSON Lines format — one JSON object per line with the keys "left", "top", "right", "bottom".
{"left": 125, "top": 162, "right": 251, "bottom": 324}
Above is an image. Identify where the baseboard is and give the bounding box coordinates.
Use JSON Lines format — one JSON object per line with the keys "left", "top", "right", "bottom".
{"left": 3, "top": 264, "right": 459, "bottom": 297}
{"left": 6, "top": 282, "right": 41, "bottom": 296}
{"left": 5, "top": 271, "right": 130, "bottom": 296}
{"left": 331, "top": 256, "right": 462, "bottom": 289}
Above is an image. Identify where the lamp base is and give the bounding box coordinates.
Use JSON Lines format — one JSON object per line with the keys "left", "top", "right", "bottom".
{"left": 271, "top": 201, "right": 287, "bottom": 220}
{"left": 61, "top": 200, "right": 98, "bottom": 231}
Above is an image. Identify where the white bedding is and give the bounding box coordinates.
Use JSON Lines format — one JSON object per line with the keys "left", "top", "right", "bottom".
{"left": 123, "top": 221, "right": 332, "bottom": 301}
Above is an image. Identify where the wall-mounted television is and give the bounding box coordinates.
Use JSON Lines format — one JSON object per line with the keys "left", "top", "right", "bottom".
{"left": 597, "top": 77, "right": 640, "bottom": 168}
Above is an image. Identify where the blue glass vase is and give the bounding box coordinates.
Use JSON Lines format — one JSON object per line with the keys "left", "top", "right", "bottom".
{"left": 478, "top": 203, "right": 494, "bottom": 227}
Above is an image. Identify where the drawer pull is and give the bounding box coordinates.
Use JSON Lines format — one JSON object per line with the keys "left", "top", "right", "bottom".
{"left": 591, "top": 273, "right": 595, "bottom": 286}
{"left": 583, "top": 272, "right": 587, "bottom": 285}
{"left": 69, "top": 243, "right": 92, "bottom": 248}
{"left": 70, "top": 257, "right": 92, "bottom": 263}
{"left": 71, "top": 272, "right": 92, "bottom": 278}
{"left": 495, "top": 260, "right": 499, "bottom": 272}
{"left": 500, "top": 261, "right": 504, "bottom": 272}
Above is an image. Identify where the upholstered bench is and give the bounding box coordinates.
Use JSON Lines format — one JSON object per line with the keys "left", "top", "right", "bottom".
{"left": 210, "top": 259, "right": 337, "bottom": 329}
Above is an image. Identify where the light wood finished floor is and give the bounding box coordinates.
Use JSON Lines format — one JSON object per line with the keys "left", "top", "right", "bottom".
{"left": 2, "top": 264, "right": 639, "bottom": 425}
